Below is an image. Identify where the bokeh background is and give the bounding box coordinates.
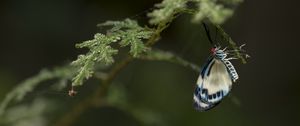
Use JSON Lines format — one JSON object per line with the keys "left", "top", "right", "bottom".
{"left": 0, "top": 0, "right": 299, "bottom": 126}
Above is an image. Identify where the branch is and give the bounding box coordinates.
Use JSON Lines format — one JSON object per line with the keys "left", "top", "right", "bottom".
{"left": 140, "top": 49, "right": 200, "bottom": 72}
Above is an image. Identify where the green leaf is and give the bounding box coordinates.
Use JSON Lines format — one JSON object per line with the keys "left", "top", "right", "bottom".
{"left": 72, "top": 19, "right": 153, "bottom": 86}
{"left": 72, "top": 41, "right": 118, "bottom": 86}
{"left": 118, "top": 30, "right": 152, "bottom": 57}
{"left": 148, "top": 0, "right": 187, "bottom": 24}
{"left": 192, "top": 0, "right": 241, "bottom": 24}
{"left": 98, "top": 18, "right": 141, "bottom": 31}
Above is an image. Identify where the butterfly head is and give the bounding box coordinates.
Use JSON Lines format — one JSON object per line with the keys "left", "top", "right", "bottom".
{"left": 210, "top": 47, "right": 217, "bottom": 55}
{"left": 211, "top": 47, "right": 227, "bottom": 59}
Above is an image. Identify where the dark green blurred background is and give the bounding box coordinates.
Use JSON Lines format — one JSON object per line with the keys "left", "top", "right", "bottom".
{"left": 0, "top": 0, "right": 299, "bottom": 126}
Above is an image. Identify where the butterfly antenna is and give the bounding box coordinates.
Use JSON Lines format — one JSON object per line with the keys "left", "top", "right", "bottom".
{"left": 214, "top": 25, "right": 218, "bottom": 44}
{"left": 215, "top": 25, "right": 222, "bottom": 47}
{"left": 202, "top": 22, "right": 215, "bottom": 47}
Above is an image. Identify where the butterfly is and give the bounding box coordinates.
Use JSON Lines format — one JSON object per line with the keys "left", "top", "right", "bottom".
{"left": 193, "top": 22, "right": 248, "bottom": 111}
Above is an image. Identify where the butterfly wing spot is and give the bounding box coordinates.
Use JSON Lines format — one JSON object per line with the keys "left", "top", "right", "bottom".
{"left": 194, "top": 86, "right": 200, "bottom": 96}
{"left": 217, "top": 91, "right": 221, "bottom": 97}
{"left": 208, "top": 95, "right": 212, "bottom": 99}
{"left": 201, "top": 88, "right": 207, "bottom": 94}
{"left": 212, "top": 94, "right": 216, "bottom": 99}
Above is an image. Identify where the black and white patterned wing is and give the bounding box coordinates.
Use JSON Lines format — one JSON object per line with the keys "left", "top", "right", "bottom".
{"left": 193, "top": 58, "right": 232, "bottom": 111}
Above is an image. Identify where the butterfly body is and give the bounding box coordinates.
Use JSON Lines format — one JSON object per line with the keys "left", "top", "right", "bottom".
{"left": 193, "top": 47, "right": 238, "bottom": 111}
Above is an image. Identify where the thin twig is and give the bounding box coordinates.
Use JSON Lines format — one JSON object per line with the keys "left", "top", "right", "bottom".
{"left": 52, "top": 56, "right": 133, "bottom": 126}
{"left": 215, "top": 24, "right": 247, "bottom": 63}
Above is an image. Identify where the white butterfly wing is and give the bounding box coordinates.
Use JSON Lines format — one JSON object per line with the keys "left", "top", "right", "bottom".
{"left": 203, "top": 59, "right": 232, "bottom": 103}
{"left": 194, "top": 58, "right": 232, "bottom": 111}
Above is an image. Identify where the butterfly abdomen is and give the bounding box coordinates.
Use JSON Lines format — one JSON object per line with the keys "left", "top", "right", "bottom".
{"left": 214, "top": 49, "right": 239, "bottom": 82}
{"left": 222, "top": 59, "right": 239, "bottom": 82}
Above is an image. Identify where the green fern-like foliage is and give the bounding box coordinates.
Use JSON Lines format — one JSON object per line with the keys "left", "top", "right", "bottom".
{"left": 98, "top": 19, "right": 153, "bottom": 57}
{"left": 148, "top": 0, "right": 187, "bottom": 24}
{"left": 192, "top": 0, "right": 242, "bottom": 24}
{"left": 0, "top": 66, "right": 75, "bottom": 115}
{"left": 71, "top": 19, "right": 153, "bottom": 86}
{"left": 0, "top": 98, "right": 52, "bottom": 126}
{"left": 148, "top": 0, "right": 242, "bottom": 25}
{"left": 71, "top": 33, "right": 119, "bottom": 86}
